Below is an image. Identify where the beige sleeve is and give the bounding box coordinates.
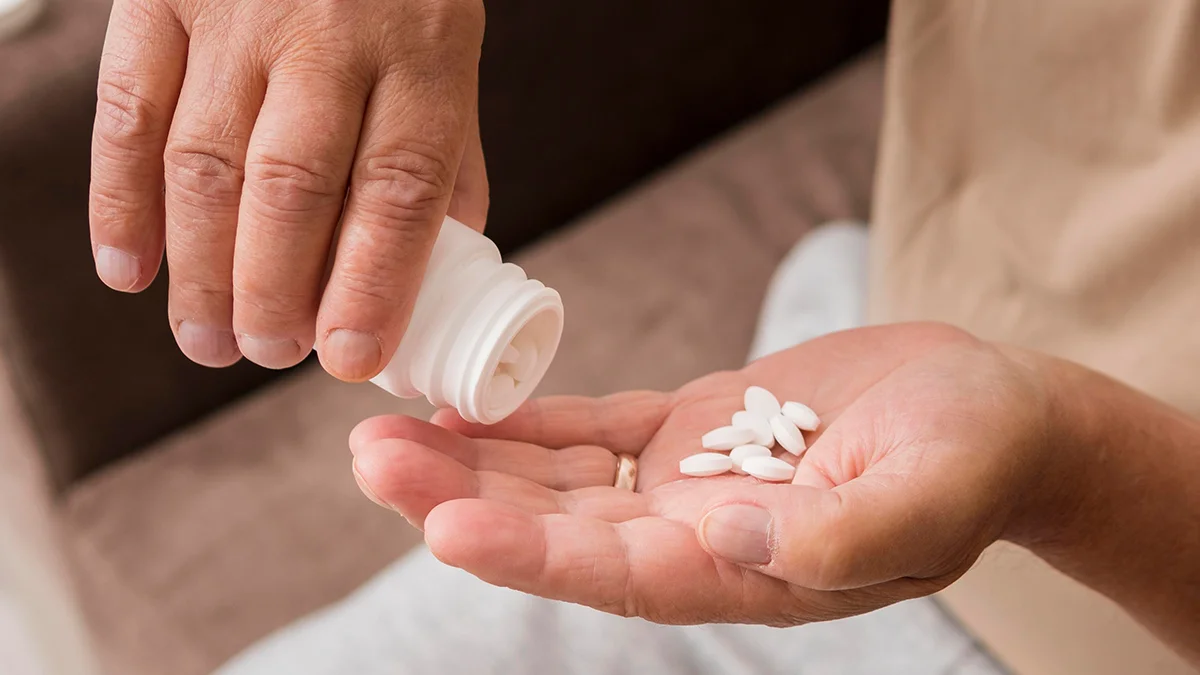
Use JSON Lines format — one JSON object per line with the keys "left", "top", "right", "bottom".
{"left": 870, "top": 1, "right": 1200, "bottom": 673}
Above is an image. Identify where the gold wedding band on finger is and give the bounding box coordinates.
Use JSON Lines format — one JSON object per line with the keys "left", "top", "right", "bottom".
{"left": 614, "top": 453, "right": 638, "bottom": 491}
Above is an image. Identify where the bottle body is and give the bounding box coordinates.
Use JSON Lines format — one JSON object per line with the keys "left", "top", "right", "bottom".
{"left": 370, "top": 217, "right": 564, "bottom": 424}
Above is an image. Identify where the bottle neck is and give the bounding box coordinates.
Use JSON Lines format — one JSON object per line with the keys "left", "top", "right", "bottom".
{"left": 434, "top": 272, "right": 562, "bottom": 424}
{"left": 371, "top": 218, "right": 564, "bottom": 424}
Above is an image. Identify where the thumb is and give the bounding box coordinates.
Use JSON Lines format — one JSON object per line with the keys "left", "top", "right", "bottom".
{"left": 696, "top": 476, "right": 970, "bottom": 591}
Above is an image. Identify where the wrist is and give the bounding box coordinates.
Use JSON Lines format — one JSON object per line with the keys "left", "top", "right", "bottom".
{"left": 992, "top": 346, "right": 1106, "bottom": 554}
{"left": 991, "top": 345, "right": 1200, "bottom": 660}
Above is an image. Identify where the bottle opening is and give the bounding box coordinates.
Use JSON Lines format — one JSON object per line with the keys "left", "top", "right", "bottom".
{"left": 483, "top": 304, "right": 562, "bottom": 422}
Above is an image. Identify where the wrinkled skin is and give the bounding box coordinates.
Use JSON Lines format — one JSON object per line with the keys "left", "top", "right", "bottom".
{"left": 90, "top": 0, "right": 487, "bottom": 379}
{"left": 350, "top": 323, "right": 1060, "bottom": 626}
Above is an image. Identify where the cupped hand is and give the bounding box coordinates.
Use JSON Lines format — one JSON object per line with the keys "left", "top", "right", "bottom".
{"left": 90, "top": 0, "right": 487, "bottom": 379}
{"left": 350, "top": 323, "right": 1063, "bottom": 625}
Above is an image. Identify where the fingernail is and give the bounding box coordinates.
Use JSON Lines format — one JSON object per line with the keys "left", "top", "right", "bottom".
{"left": 238, "top": 335, "right": 309, "bottom": 370}
{"left": 322, "top": 329, "right": 382, "bottom": 380}
{"left": 95, "top": 246, "right": 141, "bottom": 291}
{"left": 177, "top": 321, "right": 242, "bottom": 367}
{"left": 700, "top": 504, "right": 773, "bottom": 564}
{"left": 352, "top": 459, "right": 393, "bottom": 511}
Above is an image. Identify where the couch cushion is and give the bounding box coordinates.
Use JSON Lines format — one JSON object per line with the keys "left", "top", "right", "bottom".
{"left": 62, "top": 52, "right": 884, "bottom": 675}
{"left": 63, "top": 368, "right": 429, "bottom": 675}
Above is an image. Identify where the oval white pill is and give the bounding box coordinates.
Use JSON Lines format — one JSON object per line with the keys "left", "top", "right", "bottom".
{"left": 491, "top": 372, "right": 517, "bottom": 402}
{"left": 741, "top": 456, "right": 796, "bottom": 482}
{"left": 500, "top": 344, "right": 521, "bottom": 364}
{"left": 701, "top": 425, "right": 755, "bottom": 451}
{"left": 770, "top": 414, "right": 807, "bottom": 456}
{"left": 781, "top": 401, "right": 820, "bottom": 431}
{"left": 509, "top": 343, "right": 539, "bottom": 382}
{"left": 679, "top": 453, "right": 734, "bottom": 477}
{"left": 744, "top": 386, "right": 781, "bottom": 418}
{"left": 729, "top": 444, "right": 772, "bottom": 474}
{"left": 731, "top": 410, "right": 775, "bottom": 448}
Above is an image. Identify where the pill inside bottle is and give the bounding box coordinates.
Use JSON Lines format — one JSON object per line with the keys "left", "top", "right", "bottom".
{"left": 362, "top": 216, "right": 565, "bottom": 425}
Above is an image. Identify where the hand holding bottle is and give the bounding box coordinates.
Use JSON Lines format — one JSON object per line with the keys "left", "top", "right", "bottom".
{"left": 89, "top": 0, "right": 488, "bottom": 381}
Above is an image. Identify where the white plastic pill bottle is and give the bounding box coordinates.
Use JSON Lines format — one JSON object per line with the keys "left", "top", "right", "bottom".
{"left": 368, "top": 216, "right": 564, "bottom": 425}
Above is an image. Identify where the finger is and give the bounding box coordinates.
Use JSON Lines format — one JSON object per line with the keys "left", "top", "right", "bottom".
{"left": 445, "top": 104, "right": 488, "bottom": 231}
{"left": 162, "top": 43, "right": 264, "bottom": 367}
{"left": 425, "top": 501, "right": 805, "bottom": 623}
{"left": 432, "top": 391, "right": 673, "bottom": 454}
{"left": 90, "top": 0, "right": 187, "bottom": 292}
{"left": 315, "top": 25, "right": 482, "bottom": 382}
{"left": 350, "top": 417, "right": 618, "bottom": 491}
{"left": 352, "top": 439, "right": 648, "bottom": 528}
{"left": 695, "top": 474, "right": 980, "bottom": 592}
{"left": 233, "top": 67, "right": 370, "bottom": 369}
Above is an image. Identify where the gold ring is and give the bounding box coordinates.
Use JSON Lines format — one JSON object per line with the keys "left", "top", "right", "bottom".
{"left": 613, "top": 453, "right": 638, "bottom": 491}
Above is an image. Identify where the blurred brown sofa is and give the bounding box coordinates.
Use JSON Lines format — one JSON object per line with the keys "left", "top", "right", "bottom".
{"left": 0, "top": 1, "right": 887, "bottom": 673}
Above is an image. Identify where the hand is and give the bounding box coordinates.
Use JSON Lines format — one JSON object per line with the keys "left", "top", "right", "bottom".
{"left": 349, "top": 323, "right": 1064, "bottom": 625}
{"left": 89, "top": 0, "right": 488, "bottom": 380}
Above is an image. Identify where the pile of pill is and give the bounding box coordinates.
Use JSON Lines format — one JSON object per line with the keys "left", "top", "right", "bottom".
{"left": 679, "top": 386, "right": 820, "bottom": 483}
{"left": 490, "top": 341, "right": 538, "bottom": 404}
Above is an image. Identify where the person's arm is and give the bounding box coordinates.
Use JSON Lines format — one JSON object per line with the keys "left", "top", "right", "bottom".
{"left": 1013, "top": 350, "right": 1200, "bottom": 662}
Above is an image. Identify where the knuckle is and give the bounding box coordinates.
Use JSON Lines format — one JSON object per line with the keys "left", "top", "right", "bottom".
{"left": 329, "top": 264, "right": 406, "bottom": 308}
{"left": 164, "top": 142, "right": 244, "bottom": 205}
{"left": 89, "top": 181, "right": 148, "bottom": 224}
{"left": 410, "top": 0, "right": 485, "bottom": 42}
{"left": 171, "top": 277, "right": 232, "bottom": 308}
{"left": 94, "top": 73, "right": 164, "bottom": 149}
{"left": 233, "top": 282, "right": 318, "bottom": 324}
{"left": 173, "top": 276, "right": 230, "bottom": 297}
{"left": 352, "top": 145, "right": 453, "bottom": 222}
{"left": 245, "top": 154, "right": 344, "bottom": 217}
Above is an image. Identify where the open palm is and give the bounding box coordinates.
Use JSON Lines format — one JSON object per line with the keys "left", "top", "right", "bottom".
{"left": 350, "top": 323, "right": 1053, "bottom": 626}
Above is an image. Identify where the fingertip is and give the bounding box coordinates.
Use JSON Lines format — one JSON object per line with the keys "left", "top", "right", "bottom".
{"left": 351, "top": 456, "right": 396, "bottom": 514}
{"left": 176, "top": 320, "right": 243, "bottom": 368}
{"left": 430, "top": 407, "right": 477, "bottom": 434}
{"left": 318, "top": 328, "right": 385, "bottom": 382}
{"left": 349, "top": 414, "right": 438, "bottom": 454}
{"left": 423, "top": 499, "right": 486, "bottom": 567}
{"left": 424, "top": 500, "right": 543, "bottom": 582}
{"left": 237, "top": 335, "right": 311, "bottom": 370}
{"left": 429, "top": 407, "right": 462, "bottom": 425}
{"left": 350, "top": 415, "right": 410, "bottom": 452}
{"left": 94, "top": 245, "right": 149, "bottom": 293}
{"left": 353, "top": 438, "right": 475, "bottom": 527}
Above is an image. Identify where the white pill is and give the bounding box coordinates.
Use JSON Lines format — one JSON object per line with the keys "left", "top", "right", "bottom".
{"left": 741, "top": 456, "right": 796, "bottom": 482}
{"left": 509, "top": 342, "right": 539, "bottom": 382}
{"left": 731, "top": 410, "right": 775, "bottom": 447}
{"left": 729, "top": 444, "right": 772, "bottom": 474}
{"left": 679, "top": 453, "right": 734, "bottom": 477}
{"left": 781, "top": 401, "right": 820, "bottom": 431}
{"left": 770, "top": 414, "right": 807, "bottom": 456}
{"left": 491, "top": 372, "right": 517, "bottom": 403}
{"left": 500, "top": 344, "right": 521, "bottom": 364}
{"left": 701, "top": 425, "right": 755, "bottom": 451}
{"left": 744, "top": 386, "right": 782, "bottom": 418}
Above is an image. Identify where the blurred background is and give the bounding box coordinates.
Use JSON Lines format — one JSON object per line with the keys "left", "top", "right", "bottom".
{"left": 0, "top": 0, "right": 889, "bottom": 673}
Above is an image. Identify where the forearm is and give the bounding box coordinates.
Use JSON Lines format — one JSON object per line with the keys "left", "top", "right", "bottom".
{"left": 1010, "top": 350, "right": 1200, "bottom": 664}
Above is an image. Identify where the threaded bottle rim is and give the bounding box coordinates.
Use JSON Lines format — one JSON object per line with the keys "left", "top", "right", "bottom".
{"left": 454, "top": 277, "right": 563, "bottom": 425}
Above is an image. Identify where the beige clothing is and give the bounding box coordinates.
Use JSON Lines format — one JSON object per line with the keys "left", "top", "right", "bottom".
{"left": 871, "top": 1, "right": 1200, "bottom": 674}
